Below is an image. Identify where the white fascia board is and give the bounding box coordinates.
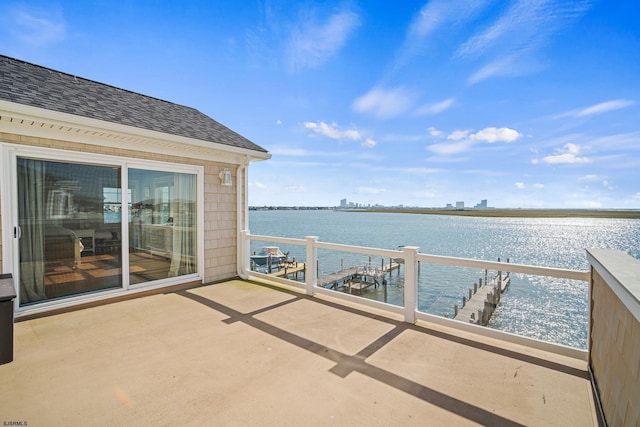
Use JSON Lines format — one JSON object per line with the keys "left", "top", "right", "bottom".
{"left": 0, "top": 100, "right": 271, "bottom": 164}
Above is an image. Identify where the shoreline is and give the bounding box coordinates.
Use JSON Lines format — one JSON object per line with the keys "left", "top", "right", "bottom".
{"left": 339, "top": 208, "right": 640, "bottom": 219}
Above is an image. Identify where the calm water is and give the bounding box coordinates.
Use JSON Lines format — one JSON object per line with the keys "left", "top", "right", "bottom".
{"left": 249, "top": 210, "right": 640, "bottom": 349}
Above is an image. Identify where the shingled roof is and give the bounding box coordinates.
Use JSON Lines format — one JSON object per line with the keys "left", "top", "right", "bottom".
{"left": 0, "top": 55, "right": 267, "bottom": 154}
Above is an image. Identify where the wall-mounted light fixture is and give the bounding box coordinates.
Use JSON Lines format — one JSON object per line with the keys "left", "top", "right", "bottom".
{"left": 219, "top": 168, "right": 232, "bottom": 186}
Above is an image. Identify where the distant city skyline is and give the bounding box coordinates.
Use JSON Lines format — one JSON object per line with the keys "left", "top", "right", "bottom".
{"left": 339, "top": 198, "right": 491, "bottom": 209}
{"left": 2, "top": 2, "right": 638, "bottom": 208}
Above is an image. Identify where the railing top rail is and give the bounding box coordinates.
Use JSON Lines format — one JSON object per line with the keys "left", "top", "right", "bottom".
{"left": 246, "top": 232, "right": 588, "bottom": 281}
{"left": 246, "top": 234, "right": 306, "bottom": 245}
{"left": 314, "top": 240, "right": 401, "bottom": 258}
{"left": 417, "top": 253, "right": 588, "bottom": 281}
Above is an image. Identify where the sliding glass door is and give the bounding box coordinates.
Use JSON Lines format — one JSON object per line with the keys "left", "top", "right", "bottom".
{"left": 14, "top": 154, "right": 200, "bottom": 307}
{"left": 17, "top": 158, "right": 122, "bottom": 305}
{"left": 128, "top": 169, "right": 197, "bottom": 285}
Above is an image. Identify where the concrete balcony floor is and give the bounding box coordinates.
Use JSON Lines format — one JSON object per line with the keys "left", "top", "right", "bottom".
{"left": 1, "top": 279, "right": 601, "bottom": 426}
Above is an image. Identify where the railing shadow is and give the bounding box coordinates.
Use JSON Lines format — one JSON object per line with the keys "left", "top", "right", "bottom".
{"left": 175, "top": 279, "right": 592, "bottom": 426}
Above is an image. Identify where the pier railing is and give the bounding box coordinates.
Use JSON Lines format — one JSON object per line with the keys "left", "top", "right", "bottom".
{"left": 241, "top": 230, "right": 590, "bottom": 360}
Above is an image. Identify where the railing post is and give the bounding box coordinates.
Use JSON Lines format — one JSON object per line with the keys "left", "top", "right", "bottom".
{"left": 305, "top": 236, "right": 319, "bottom": 296}
{"left": 402, "top": 246, "right": 419, "bottom": 323}
{"left": 240, "top": 229, "right": 251, "bottom": 275}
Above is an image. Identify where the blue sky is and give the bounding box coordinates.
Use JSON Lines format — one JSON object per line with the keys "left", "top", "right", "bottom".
{"left": 1, "top": 1, "right": 639, "bottom": 208}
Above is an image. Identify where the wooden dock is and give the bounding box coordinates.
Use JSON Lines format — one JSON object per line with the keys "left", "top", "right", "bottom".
{"left": 454, "top": 272, "right": 511, "bottom": 325}
{"left": 319, "top": 262, "right": 401, "bottom": 294}
{"left": 267, "top": 262, "right": 306, "bottom": 280}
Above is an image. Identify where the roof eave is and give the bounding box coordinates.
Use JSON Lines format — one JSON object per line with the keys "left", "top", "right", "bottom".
{"left": 0, "top": 100, "right": 271, "bottom": 164}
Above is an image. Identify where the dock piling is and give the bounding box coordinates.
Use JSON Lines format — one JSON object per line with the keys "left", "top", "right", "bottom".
{"left": 454, "top": 261, "right": 512, "bottom": 325}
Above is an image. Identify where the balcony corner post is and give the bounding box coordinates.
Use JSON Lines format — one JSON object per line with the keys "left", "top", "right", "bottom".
{"left": 305, "top": 236, "right": 319, "bottom": 296}
{"left": 402, "top": 246, "right": 420, "bottom": 323}
{"left": 238, "top": 229, "right": 251, "bottom": 279}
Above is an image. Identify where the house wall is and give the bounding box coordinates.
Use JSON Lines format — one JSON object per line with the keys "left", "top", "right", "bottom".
{"left": 0, "top": 190, "right": 3, "bottom": 269}
{"left": 0, "top": 131, "right": 240, "bottom": 284}
{"left": 588, "top": 249, "right": 640, "bottom": 426}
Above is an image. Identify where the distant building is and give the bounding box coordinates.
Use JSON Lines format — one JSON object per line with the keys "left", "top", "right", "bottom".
{"left": 340, "top": 198, "right": 347, "bottom": 208}
{"left": 456, "top": 201, "right": 464, "bottom": 209}
{"left": 474, "top": 199, "right": 488, "bottom": 209}
{"left": 445, "top": 203, "right": 454, "bottom": 209}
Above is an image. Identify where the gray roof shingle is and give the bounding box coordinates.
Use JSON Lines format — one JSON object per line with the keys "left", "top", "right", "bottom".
{"left": 0, "top": 55, "right": 267, "bottom": 154}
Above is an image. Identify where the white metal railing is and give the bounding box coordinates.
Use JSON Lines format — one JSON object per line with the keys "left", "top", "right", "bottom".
{"left": 241, "top": 230, "right": 590, "bottom": 360}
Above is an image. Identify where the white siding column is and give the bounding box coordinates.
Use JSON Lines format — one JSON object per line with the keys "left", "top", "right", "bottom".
{"left": 305, "top": 236, "right": 318, "bottom": 296}
{"left": 402, "top": 246, "right": 420, "bottom": 323}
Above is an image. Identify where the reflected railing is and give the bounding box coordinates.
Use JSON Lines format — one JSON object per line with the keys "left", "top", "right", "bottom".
{"left": 242, "top": 230, "right": 590, "bottom": 359}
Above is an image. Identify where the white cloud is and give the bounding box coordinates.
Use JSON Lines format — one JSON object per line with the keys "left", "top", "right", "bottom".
{"left": 304, "top": 121, "right": 361, "bottom": 141}
{"left": 352, "top": 86, "right": 415, "bottom": 119}
{"left": 427, "top": 139, "right": 474, "bottom": 155}
{"left": 589, "top": 132, "right": 640, "bottom": 150}
{"left": 285, "top": 185, "right": 306, "bottom": 193}
{"left": 408, "top": 0, "right": 490, "bottom": 41}
{"left": 515, "top": 182, "right": 526, "bottom": 189}
{"left": 428, "top": 127, "right": 445, "bottom": 138}
{"left": 391, "top": 0, "right": 491, "bottom": 71}
{"left": 409, "top": 1, "right": 453, "bottom": 39}
{"left": 427, "top": 126, "right": 522, "bottom": 156}
{"left": 467, "top": 56, "right": 518, "bottom": 84}
{"left": 458, "top": 0, "right": 591, "bottom": 58}
{"left": 577, "top": 100, "right": 635, "bottom": 116}
{"left": 443, "top": 127, "right": 521, "bottom": 143}
{"left": 459, "top": 1, "right": 591, "bottom": 84}
{"left": 533, "top": 183, "right": 545, "bottom": 189}
{"left": 542, "top": 143, "right": 591, "bottom": 164}
{"left": 470, "top": 127, "right": 522, "bottom": 143}
{"left": 303, "top": 121, "right": 378, "bottom": 150}
{"left": 556, "top": 99, "right": 635, "bottom": 118}
{"left": 9, "top": 7, "right": 65, "bottom": 45}
{"left": 361, "top": 138, "right": 377, "bottom": 148}
{"left": 287, "top": 9, "right": 360, "bottom": 72}
{"left": 415, "top": 98, "right": 455, "bottom": 115}
{"left": 447, "top": 130, "right": 471, "bottom": 140}
{"left": 578, "top": 174, "right": 602, "bottom": 182}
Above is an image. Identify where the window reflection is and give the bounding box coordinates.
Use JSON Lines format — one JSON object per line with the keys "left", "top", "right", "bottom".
{"left": 17, "top": 159, "right": 122, "bottom": 305}
{"left": 129, "top": 169, "right": 197, "bottom": 284}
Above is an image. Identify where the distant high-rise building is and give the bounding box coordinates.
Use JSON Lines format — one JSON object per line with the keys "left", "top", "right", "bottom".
{"left": 474, "top": 199, "right": 488, "bottom": 209}
{"left": 456, "top": 201, "right": 464, "bottom": 209}
{"left": 340, "top": 198, "right": 347, "bottom": 208}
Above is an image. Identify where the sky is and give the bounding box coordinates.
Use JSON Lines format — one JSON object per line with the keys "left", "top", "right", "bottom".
{"left": 1, "top": 1, "right": 639, "bottom": 208}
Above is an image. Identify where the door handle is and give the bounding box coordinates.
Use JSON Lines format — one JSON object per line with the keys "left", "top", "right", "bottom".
{"left": 14, "top": 226, "right": 21, "bottom": 239}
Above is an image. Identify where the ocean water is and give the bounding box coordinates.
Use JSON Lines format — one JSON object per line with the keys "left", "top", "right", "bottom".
{"left": 249, "top": 209, "right": 640, "bottom": 349}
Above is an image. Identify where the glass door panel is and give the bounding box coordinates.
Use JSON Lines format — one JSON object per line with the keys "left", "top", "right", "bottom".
{"left": 17, "top": 158, "right": 122, "bottom": 306}
{"left": 128, "top": 169, "right": 197, "bottom": 285}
